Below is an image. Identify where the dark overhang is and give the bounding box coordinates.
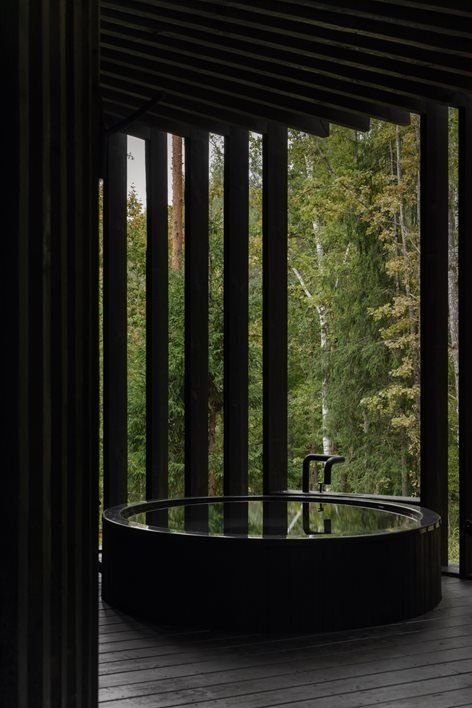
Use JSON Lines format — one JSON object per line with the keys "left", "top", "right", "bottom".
{"left": 100, "top": 0, "right": 472, "bottom": 135}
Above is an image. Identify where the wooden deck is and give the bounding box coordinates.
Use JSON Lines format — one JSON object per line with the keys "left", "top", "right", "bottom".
{"left": 99, "top": 576, "right": 472, "bottom": 708}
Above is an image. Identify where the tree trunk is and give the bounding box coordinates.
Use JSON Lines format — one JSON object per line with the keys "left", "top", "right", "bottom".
{"left": 314, "top": 234, "right": 333, "bottom": 457}
{"left": 171, "top": 134, "right": 184, "bottom": 272}
{"left": 208, "top": 407, "right": 218, "bottom": 496}
{"left": 448, "top": 186, "right": 459, "bottom": 418}
{"left": 401, "top": 448, "right": 409, "bottom": 497}
{"left": 316, "top": 300, "right": 333, "bottom": 457}
{"left": 291, "top": 261, "right": 333, "bottom": 457}
{"left": 396, "top": 127, "right": 420, "bottom": 409}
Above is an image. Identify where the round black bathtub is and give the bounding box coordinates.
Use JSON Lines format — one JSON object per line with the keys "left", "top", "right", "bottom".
{"left": 102, "top": 494, "right": 441, "bottom": 632}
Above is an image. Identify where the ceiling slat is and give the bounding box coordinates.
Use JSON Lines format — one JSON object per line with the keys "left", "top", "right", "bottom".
{"left": 101, "top": 72, "right": 332, "bottom": 135}
{"left": 101, "top": 34, "right": 411, "bottom": 125}
{"left": 101, "top": 8, "right": 470, "bottom": 108}
{"left": 102, "top": 0, "right": 472, "bottom": 71}
{"left": 100, "top": 0, "right": 472, "bottom": 132}
{"left": 101, "top": 3, "right": 472, "bottom": 88}
{"left": 283, "top": 0, "right": 472, "bottom": 23}
{"left": 101, "top": 52, "right": 369, "bottom": 131}
{"left": 203, "top": 0, "right": 472, "bottom": 42}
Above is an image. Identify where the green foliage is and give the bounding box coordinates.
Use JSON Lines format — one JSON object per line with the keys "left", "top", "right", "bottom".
{"left": 120, "top": 118, "right": 459, "bottom": 558}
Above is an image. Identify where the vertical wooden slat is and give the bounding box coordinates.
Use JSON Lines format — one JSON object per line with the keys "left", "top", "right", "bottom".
{"left": 72, "top": 4, "right": 87, "bottom": 701}
{"left": 224, "top": 128, "right": 249, "bottom": 497}
{"left": 2, "top": 0, "right": 99, "bottom": 704}
{"left": 420, "top": 106, "right": 449, "bottom": 565}
{"left": 184, "top": 129, "right": 209, "bottom": 499}
{"left": 262, "top": 124, "right": 288, "bottom": 496}
{"left": 103, "top": 131, "right": 128, "bottom": 509}
{"left": 459, "top": 100, "right": 472, "bottom": 578}
{"left": 81, "top": 0, "right": 100, "bottom": 702}
{"left": 146, "top": 129, "right": 169, "bottom": 501}
{"left": 26, "top": 0, "right": 47, "bottom": 699}
{"left": 66, "top": 6, "right": 82, "bottom": 698}
{"left": 49, "top": 0, "right": 68, "bottom": 702}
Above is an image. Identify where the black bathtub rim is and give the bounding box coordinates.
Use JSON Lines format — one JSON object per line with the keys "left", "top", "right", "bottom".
{"left": 103, "top": 493, "right": 441, "bottom": 542}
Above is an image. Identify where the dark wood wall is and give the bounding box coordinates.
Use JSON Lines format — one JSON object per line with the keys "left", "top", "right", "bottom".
{"left": 2, "top": 0, "right": 99, "bottom": 705}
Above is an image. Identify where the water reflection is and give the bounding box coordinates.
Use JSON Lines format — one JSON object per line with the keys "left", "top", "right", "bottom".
{"left": 303, "top": 502, "right": 332, "bottom": 535}
{"left": 224, "top": 501, "right": 248, "bottom": 536}
{"left": 127, "top": 499, "right": 420, "bottom": 538}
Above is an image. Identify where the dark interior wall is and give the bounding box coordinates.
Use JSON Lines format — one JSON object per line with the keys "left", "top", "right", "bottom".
{"left": 2, "top": 1, "right": 99, "bottom": 706}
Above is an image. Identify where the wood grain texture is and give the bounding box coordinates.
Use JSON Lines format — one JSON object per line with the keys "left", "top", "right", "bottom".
{"left": 145, "top": 128, "right": 168, "bottom": 501}
{"left": 98, "top": 577, "right": 472, "bottom": 708}
{"left": 2, "top": 0, "right": 99, "bottom": 704}
{"left": 419, "top": 107, "right": 449, "bottom": 565}
{"left": 224, "top": 128, "right": 249, "bottom": 499}
{"left": 263, "top": 125, "right": 288, "bottom": 495}
{"left": 184, "top": 130, "right": 209, "bottom": 498}
{"left": 103, "top": 131, "right": 128, "bottom": 508}
{"left": 102, "top": 496, "right": 441, "bottom": 634}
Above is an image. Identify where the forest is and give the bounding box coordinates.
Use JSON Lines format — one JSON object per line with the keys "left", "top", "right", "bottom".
{"left": 103, "top": 113, "right": 460, "bottom": 560}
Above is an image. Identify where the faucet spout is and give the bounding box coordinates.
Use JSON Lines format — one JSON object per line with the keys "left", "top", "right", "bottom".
{"left": 302, "top": 453, "right": 345, "bottom": 494}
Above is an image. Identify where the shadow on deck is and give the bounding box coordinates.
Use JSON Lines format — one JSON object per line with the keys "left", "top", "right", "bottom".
{"left": 99, "top": 576, "right": 472, "bottom": 708}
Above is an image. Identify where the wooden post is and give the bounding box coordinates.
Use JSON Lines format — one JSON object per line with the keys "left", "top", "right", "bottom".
{"left": 420, "top": 106, "right": 449, "bottom": 565}
{"left": 3, "top": 0, "right": 99, "bottom": 703}
{"left": 103, "top": 132, "right": 128, "bottom": 508}
{"left": 224, "top": 128, "right": 249, "bottom": 497}
{"left": 459, "top": 101, "right": 472, "bottom": 578}
{"left": 184, "top": 129, "right": 209, "bottom": 499}
{"left": 262, "top": 124, "right": 288, "bottom": 496}
{"left": 145, "top": 129, "right": 168, "bottom": 501}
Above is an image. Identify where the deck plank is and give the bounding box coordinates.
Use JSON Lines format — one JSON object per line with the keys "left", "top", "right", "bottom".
{"left": 99, "top": 578, "right": 472, "bottom": 708}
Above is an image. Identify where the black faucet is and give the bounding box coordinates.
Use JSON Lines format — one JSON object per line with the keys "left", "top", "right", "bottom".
{"left": 302, "top": 453, "right": 345, "bottom": 493}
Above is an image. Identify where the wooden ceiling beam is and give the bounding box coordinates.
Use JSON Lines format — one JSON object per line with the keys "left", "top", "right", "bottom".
{"left": 102, "top": 92, "right": 233, "bottom": 136}
{"left": 101, "top": 27, "right": 413, "bottom": 124}
{"left": 102, "top": 84, "right": 270, "bottom": 134}
{"left": 207, "top": 0, "right": 472, "bottom": 45}
{"left": 101, "top": 3, "right": 472, "bottom": 92}
{"left": 101, "top": 54, "right": 363, "bottom": 132}
{"left": 365, "top": 0, "right": 471, "bottom": 16}
{"left": 102, "top": 0, "right": 472, "bottom": 76}
{"left": 101, "top": 10, "right": 468, "bottom": 110}
{"left": 101, "top": 20, "right": 425, "bottom": 115}
{"left": 101, "top": 76, "right": 322, "bottom": 135}
{"left": 284, "top": 0, "right": 470, "bottom": 26}
{"left": 101, "top": 14, "right": 462, "bottom": 111}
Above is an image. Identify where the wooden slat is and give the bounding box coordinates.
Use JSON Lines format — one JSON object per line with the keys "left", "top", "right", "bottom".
{"left": 184, "top": 130, "right": 209, "bottom": 498}
{"left": 103, "top": 132, "right": 128, "bottom": 509}
{"left": 101, "top": 79, "right": 269, "bottom": 135}
{"left": 98, "top": 579, "right": 472, "bottom": 708}
{"left": 223, "top": 128, "right": 249, "bottom": 498}
{"left": 2, "top": 0, "right": 99, "bottom": 704}
{"left": 419, "top": 106, "right": 449, "bottom": 565}
{"left": 103, "top": 91, "right": 233, "bottom": 137}
{"left": 101, "top": 57, "right": 342, "bottom": 134}
{"left": 100, "top": 7, "right": 469, "bottom": 109}
{"left": 101, "top": 1, "right": 472, "bottom": 84}
{"left": 100, "top": 28, "right": 411, "bottom": 126}
{"left": 145, "top": 128, "right": 168, "bottom": 501}
{"left": 195, "top": 0, "right": 472, "bottom": 52}
{"left": 262, "top": 124, "right": 288, "bottom": 495}
{"left": 80, "top": 1, "right": 100, "bottom": 703}
{"left": 280, "top": 0, "right": 472, "bottom": 32}
{"left": 100, "top": 20, "right": 424, "bottom": 117}
{"left": 459, "top": 100, "right": 472, "bottom": 579}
